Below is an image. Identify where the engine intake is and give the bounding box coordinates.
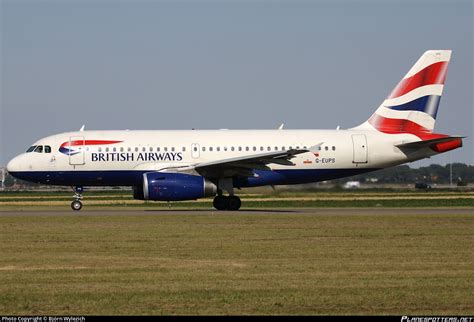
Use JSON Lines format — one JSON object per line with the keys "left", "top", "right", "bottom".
{"left": 134, "top": 172, "right": 217, "bottom": 201}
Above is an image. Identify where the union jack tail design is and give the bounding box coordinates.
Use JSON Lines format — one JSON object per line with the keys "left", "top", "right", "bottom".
{"left": 362, "top": 50, "right": 451, "bottom": 137}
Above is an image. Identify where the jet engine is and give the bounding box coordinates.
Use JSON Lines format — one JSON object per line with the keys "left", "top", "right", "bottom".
{"left": 133, "top": 172, "right": 217, "bottom": 201}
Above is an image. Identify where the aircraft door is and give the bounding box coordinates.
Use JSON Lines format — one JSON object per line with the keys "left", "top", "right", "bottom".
{"left": 191, "top": 143, "right": 200, "bottom": 158}
{"left": 352, "top": 134, "right": 368, "bottom": 163}
{"left": 68, "top": 136, "right": 85, "bottom": 165}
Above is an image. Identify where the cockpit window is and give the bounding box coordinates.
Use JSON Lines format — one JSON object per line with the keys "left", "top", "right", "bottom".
{"left": 45, "top": 145, "right": 51, "bottom": 153}
{"left": 26, "top": 146, "right": 37, "bottom": 153}
{"left": 34, "top": 145, "right": 43, "bottom": 153}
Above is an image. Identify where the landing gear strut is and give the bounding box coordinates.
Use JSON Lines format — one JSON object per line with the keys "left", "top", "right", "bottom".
{"left": 71, "top": 186, "right": 84, "bottom": 211}
{"left": 213, "top": 195, "right": 241, "bottom": 211}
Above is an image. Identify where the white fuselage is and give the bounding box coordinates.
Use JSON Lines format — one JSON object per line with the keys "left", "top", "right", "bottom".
{"left": 6, "top": 129, "right": 433, "bottom": 188}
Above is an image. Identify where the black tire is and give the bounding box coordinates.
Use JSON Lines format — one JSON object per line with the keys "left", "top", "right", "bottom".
{"left": 228, "top": 196, "right": 241, "bottom": 211}
{"left": 213, "top": 196, "right": 229, "bottom": 211}
{"left": 71, "top": 200, "right": 83, "bottom": 211}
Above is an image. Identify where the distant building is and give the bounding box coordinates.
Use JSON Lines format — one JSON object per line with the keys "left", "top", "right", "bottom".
{"left": 344, "top": 181, "right": 361, "bottom": 189}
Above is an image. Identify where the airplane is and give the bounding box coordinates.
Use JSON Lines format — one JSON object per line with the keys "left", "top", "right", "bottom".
{"left": 6, "top": 50, "right": 463, "bottom": 211}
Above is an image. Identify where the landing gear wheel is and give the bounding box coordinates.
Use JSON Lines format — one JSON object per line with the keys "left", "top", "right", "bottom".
{"left": 71, "top": 200, "right": 83, "bottom": 211}
{"left": 228, "top": 196, "right": 241, "bottom": 211}
{"left": 71, "top": 186, "right": 84, "bottom": 211}
{"left": 213, "top": 195, "right": 229, "bottom": 211}
{"left": 213, "top": 195, "right": 241, "bottom": 211}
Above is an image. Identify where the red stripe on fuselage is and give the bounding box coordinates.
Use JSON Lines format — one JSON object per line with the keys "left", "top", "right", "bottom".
{"left": 388, "top": 61, "right": 448, "bottom": 99}
{"left": 60, "top": 140, "right": 123, "bottom": 148}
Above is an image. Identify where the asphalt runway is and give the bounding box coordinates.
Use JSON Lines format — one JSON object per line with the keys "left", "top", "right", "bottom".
{"left": 1, "top": 207, "right": 473, "bottom": 216}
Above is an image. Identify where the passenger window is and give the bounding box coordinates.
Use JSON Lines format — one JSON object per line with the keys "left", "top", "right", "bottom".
{"left": 142, "top": 147, "right": 146, "bottom": 152}
{"left": 231, "top": 147, "right": 235, "bottom": 152}
{"left": 238, "top": 147, "right": 242, "bottom": 151}
{"left": 332, "top": 146, "right": 336, "bottom": 151}
{"left": 193, "top": 147, "right": 198, "bottom": 152}
{"left": 34, "top": 145, "right": 43, "bottom": 153}
{"left": 164, "top": 147, "right": 168, "bottom": 152}
{"left": 113, "top": 147, "right": 117, "bottom": 152}
{"left": 325, "top": 146, "right": 329, "bottom": 151}
{"left": 171, "top": 147, "right": 175, "bottom": 152}
{"left": 127, "top": 147, "right": 131, "bottom": 152}
{"left": 209, "top": 147, "right": 213, "bottom": 152}
{"left": 26, "top": 146, "right": 36, "bottom": 153}
{"left": 253, "top": 147, "right": 257, "bottom": 151}
{"left": 157, "top": 147, "right": 160, "bottom": 152}
{"left": 135, "top": 147, "right": 139, "bottom": 152}
{"left": 106, "top": 147, "right": 109, "bottom": 152}
{"left": 246, "top": 147, "right": 249, "bottom": 151}
{"left": 274, "top": 146, "right": 278, "bottom": 151}
{"left": 217, "top": 147, "right": 220, "bottom": 152}
{"left": 267, "top": 147, "right": 271, "bottom": 151}
{"left": 149, "top": 147, "right": 153, "bottom": 152}
{"left": 182, "top": 147, "right": 186, "bottom": 152}
{"left": 120, "top": 147, "right": 124, "bottom": 152}
{"left": 45, "top": 146, "right": 51, "bottom": 153}
{"left": 99, "top": 147, "right": 102, "bottom": 152}
{"left": 202, "top": 147, "right": 206, "bottom": 152}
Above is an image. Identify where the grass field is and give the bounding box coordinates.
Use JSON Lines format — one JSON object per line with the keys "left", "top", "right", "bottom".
{"left": 0, "top": 208, "right": 473, "bottom": 315}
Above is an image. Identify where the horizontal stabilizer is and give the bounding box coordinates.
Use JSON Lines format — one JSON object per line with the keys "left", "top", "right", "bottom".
{"left": 395, "top": 136, "right": 464, "bottom": 150}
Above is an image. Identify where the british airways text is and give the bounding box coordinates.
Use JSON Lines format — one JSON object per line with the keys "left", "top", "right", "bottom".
{"left": 91, "top": 152, "right": 183, "bottom": 162}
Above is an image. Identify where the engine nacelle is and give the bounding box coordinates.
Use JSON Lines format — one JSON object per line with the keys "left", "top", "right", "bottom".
{"left": 133, "top": 172, "right": 217, "bottom": 201}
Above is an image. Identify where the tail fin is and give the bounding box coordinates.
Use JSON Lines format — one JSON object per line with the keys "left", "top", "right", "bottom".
{"left": 358, "top": 50, "right": 451, "bottom": 135}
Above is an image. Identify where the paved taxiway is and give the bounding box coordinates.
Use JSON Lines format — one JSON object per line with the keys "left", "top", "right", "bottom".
{"left": 1, "top": 207, "right": 473, "bottom": 216}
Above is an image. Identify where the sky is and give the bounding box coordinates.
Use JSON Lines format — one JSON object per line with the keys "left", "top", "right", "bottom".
{"left": 1, "top": 0, "right": 473, "bottom": 167}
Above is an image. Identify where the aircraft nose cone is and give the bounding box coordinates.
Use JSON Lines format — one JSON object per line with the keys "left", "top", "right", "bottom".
{"left": 6, "top": 156, "right": 21, "bottom": 173}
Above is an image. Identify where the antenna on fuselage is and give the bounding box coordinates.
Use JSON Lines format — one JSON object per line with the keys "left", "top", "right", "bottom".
{"left": 79, "top": 125, "right": 85, "bottom": 132}
{"left": 278, "top": 123, "right": 284, "bottom": 130}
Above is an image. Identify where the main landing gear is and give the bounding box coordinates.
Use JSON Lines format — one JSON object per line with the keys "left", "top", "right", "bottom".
{"left": 213, "top": 195, "right": 241, "bottom": 211}
{"left": 212, "top": 178, "right": 241, "bottom": 211}
{"left": 71, "top": 186, "right": 84, "bottom": 211}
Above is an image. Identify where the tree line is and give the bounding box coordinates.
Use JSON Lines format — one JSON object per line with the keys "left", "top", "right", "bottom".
{"left": 336, "top": 163, "right": 473, "bottom": 185}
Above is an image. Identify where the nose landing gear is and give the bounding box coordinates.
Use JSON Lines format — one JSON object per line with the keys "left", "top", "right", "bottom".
{"left": 71, "top": 186, "right": 84, "bottom": 211}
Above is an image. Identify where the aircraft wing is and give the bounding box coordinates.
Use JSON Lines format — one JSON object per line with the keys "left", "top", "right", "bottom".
{"left": 153, "top": 143, "right": 323, "bottom": 178}
{"left": 153, "top": 148, "right": 312, "bottom": 178}
{"left": 193, "top": 149, "right": 308, "bottom": 178}
{"left": 192, "top": 142, "right": 324, "bottom": 178}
